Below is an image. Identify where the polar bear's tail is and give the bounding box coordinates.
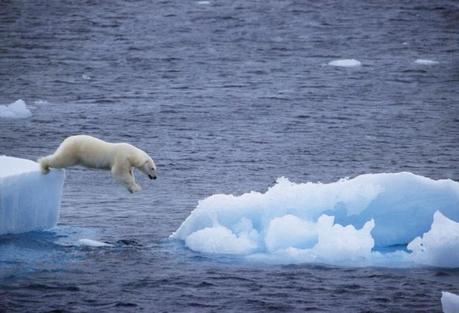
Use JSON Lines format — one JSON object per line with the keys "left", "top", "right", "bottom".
{"left": 37, "top": 155, "right": 52, "bottom": 174}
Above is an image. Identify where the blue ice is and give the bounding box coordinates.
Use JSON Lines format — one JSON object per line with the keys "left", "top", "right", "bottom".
{"left": 0, "top": 156, "right": 65, "bottom": 235}
{"left": 171, "top": 172, "right": 459, "bottom": 267}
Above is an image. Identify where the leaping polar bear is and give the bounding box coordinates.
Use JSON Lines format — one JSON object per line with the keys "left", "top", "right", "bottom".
{"left": 38, "top": 135, "right": 157, "bottom": 193}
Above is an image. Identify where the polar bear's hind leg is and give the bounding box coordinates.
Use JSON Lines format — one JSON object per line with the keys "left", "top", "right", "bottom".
{"left": 38, "top": 153, "right": 78, "bottom": 174}
{"left": 38, "top": 155, "right": 52, "bottom": 174}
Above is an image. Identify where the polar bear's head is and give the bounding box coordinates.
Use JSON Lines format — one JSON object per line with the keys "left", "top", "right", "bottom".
{"left": 139, "top": 156, "right": 157, "bottom": 180}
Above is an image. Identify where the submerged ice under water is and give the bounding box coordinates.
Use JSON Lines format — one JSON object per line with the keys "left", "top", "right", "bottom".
{"left": 172, "top": 173, "right": 459, "bottom": 267}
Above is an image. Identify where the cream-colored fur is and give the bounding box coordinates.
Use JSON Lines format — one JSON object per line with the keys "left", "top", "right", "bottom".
{"left": 38, "top": 135, "right": 157, "bottom": 193}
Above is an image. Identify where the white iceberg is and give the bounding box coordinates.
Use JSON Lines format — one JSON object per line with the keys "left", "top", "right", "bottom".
{"left": 442, "top": 292, "right": 459, "bottom": 313}
{"left": 0, "top": 156, "right": 65, "bottom": 235}
{"left": 171, "top": 172, "right": 459, "bottom": 267}
{"left": 328, "top": 59, "right": 362, "bottom": 67}
{"left": 0, "top": 99, "right": 32, "bottom": 119}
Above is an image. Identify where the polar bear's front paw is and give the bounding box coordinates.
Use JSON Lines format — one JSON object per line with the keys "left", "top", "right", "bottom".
{"left": 128, "top": 184, "right": 142, "bottom": 193}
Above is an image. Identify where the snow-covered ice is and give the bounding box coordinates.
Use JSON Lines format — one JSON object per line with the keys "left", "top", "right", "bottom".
{"left": 328, "top": 59, "right": 362, "bottom": 67}
{"left": 0, "top": 99, "right": 32, "bottom": 119}
{"left": 0, "top": 156, "right": 65, "bottom": 235}
{"left": 442, "top": 291, "right": 459, "bottom": 313}
{"left": 171, "top": 172, "right": 459, "bottom": 267}
{"left": 415, "top": 59, "right": 439, "bottom": 65}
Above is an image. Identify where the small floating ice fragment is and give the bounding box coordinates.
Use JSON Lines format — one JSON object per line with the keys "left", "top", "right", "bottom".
{"left": 34, "top": 100, "right": 48, "bottom": 105}
{"left": 81, "top": 74, "right": 91, "bottom": 80}
{"left": 197, "top": 1, "right": 210, "bottom": 4}
{"left": 414, "top": 59, "right": 439, "bottom": 65}
{"left": 442, "top": 291, "right": 459, "bottom": 313}
{"left": 78, "top": 239, "right": 113, "bottom": 247}
{"left": 0, "top": 99, "right": 32, "bottom": 119}
{"left": 328, "top": 59, "right": 361, "bottom": 67}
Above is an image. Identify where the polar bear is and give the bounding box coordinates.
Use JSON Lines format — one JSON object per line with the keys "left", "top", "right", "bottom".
{"left": 38, "top": 135, "right": 157, "bottom": 193}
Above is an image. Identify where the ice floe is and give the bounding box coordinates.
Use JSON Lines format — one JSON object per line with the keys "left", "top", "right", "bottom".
{"left": 328, "top": 59, "right": 362, "bottom": 67}
{"left": 0, "top": 99, "right": 32, "bottom": 119}
{"left": 172, "top": 173, "right": 459, "bottom": 267}
{"left": 0, "top": 156, "right": 65, "bottom": 235}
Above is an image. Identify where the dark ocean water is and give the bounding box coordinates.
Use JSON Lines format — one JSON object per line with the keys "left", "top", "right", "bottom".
{"left": 1, "top": 0, "right": 459, "bottom": 312}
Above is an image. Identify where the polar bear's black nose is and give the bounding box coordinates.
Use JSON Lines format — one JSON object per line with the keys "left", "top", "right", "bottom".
{"left": 149, "top": 175, "right": 156, "bottom": 180}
